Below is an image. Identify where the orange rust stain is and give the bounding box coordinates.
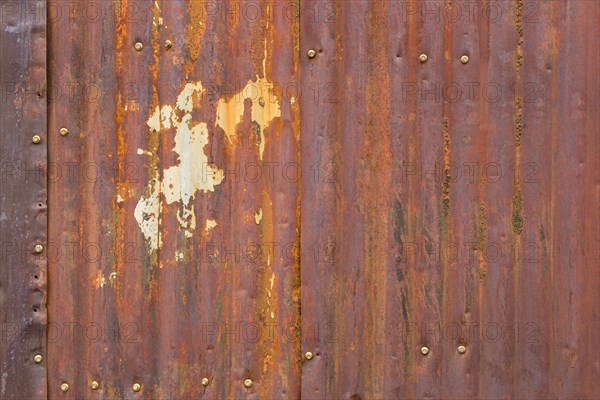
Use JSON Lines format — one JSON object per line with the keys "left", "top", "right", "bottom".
{"left": 184, "top": 0, "right": 207, "bottom": 78}
{"left": 255, "top": 188, "right": 278, "bottom": 396}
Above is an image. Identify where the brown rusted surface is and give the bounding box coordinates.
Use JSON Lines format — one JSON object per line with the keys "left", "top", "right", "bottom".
{"left": 0, "top": 0, "right": 47, "bottom": 398}
{"left": 1, "top": 0, "right": 598, "bottom": 399}
{"left": 47, "top": 0, "right": 300, "bottom": 398}
{"left": 300, "top": 0, "right": 599, "bottom": 399}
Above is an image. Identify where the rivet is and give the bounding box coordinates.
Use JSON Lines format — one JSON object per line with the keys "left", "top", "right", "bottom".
{"left": 457, "top": 345, "right": 467, "bottom": 354}
{"left": 34, "top": 354, "right": 43, "bottom": 363}
{"left": 307, "top": 49, "right": 316, "bottom": 59}
{"left": 34, "top": 244, "right": 44, "bottom": 254}
{"left": 460, "top": 55, "right": 469, "bottom": 64}
{"left": 201, "top": 377, "right": 209, "bottom": 387}
{"left": 134, "top": 42, "right": 143, "bottom": 51}
{"left": 60, "top": 383, "right": 69, "bottom": 392}
{"left": 165, "top": 40, "right": 172, "bottom": 49}
{"left": 304, "top": 351, "right": 313, "bottom": 360}
{"left": 132, "top": 383, "right": 141, "bottom": 392}
{"left": 91, "top": 381, "right": 99, "bottom": 390}
{"left": 419, "top": 54, "right": 428, "bottom": 63}
{"left": 32, "top": 135, "right": 41, "bottom": 144}
{"left": 60, "top": 128, "right": 69, "bottom": 137}
{"left": 243, "top": 379, "right": 253, "bottom": 388}
{"left": 420, "top": 346, "right": 429, "bottom": 355}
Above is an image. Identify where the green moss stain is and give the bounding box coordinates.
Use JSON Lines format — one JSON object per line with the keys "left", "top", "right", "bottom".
{"left": 512, "top": 187, "right": 524, "bottom": 234}
{"left": 515, "top": 96, "right": 524, "bottom": 147}
{"left": 441, "top": 118, "right": 451, "bottom": 221}
{"left": 475, "top": 202, "right": 488, "bottom": 279}
{"left": 515, "top": 0, "right": 524, "bottom": 71}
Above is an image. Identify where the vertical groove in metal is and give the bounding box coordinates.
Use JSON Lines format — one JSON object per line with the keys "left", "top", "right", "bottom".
{"left": 0, "top": 0, "right": 48, "bottom": 398}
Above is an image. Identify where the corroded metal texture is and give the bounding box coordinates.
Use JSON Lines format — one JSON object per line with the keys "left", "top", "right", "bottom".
{"left": 1, "top": 0, "right": 599, "bottom": 399}
{"left": 0, "top": 0, "right": 47, "bottom": 398}
{"left": 301, "top": 0, "right": 599, "bottom": 399}
{"left": 47, "top": 0, "right": 300, "bottom": 398}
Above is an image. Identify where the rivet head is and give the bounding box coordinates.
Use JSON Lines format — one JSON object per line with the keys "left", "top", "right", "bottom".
{"left": 460, "top": 55, "right": 469, "bottom": 64}
{"left": 419, "top": 54, "right": 428, "bottom": 63}
{"left": 34, "top": 354, "right": 43, "bottom": 363}
{"left": 60, "top": 128, "right": 69, "bottom": 137}
{"left": 307, "top": 49, "right": 316, "bottom": 59}
{"left": 60, "top": 383, "right": 69, "bottom": 392}
{"left": 91, "top": 381, "right": 99, "bottom": 390}
{"left": 243, "top": 379, "right": 253, "bottom": 388}
{"left": 457, "top": 345, "right": 467, "bottom": 354}
{"left": 32, "top": 135, "right": 41, "bottom": 144}
{"left": 304, "top": 351, "right": 313, "bottom": 360}
{"left": 165, "top": 40, "right": 172, "bottom": 49}
{"left": 132, "top": 383, "right": 141, "bottom": 392}
{"left": 34, "top": 244, "right": 44, "bottom": 254}
{"left": 134, "top": 42, "right": 143, "bottom": 51}
{"left": 420, "top": 346, "right": 429, "bottom": 355}
{"left": 201, "top": 377, "right": 209, "bottom": 387}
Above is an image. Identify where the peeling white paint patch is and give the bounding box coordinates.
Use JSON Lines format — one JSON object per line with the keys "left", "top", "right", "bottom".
{"left": 135, "top": 82, "right": 225, "bottom": 252}
{"left": 137, "top": 148, "right": 152, "bottom": 156}
{"left": 205, "top": 219, "right": 217, "bottom": 233}
{"left": 175, "top": 251, "right": 184, "bottom": 262}
{"left": 116, "top": 195, "right": 124, "bottom": 204}
{"left": 255, "top": 208, "right": 263, "bottom": 225}
{"left": 215, "top": 76, "right": 281, "bottom": 159}
{"left": 134, "top": 178, "right": 162, "bottom": 252}
{"left": 2, "top": 372, "right": 7, "bottom": 397}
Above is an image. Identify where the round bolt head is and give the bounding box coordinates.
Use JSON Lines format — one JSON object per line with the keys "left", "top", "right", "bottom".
{"left": 243, "top": 379, "right": 253, "bottom": 388}
{"left": 34, "top": 354, "right": 43, "bottom": 363}
{"left": 307, "top": 49, "right": 317, "bottom": 58}
{"left": 419, "top": 54, "right": 428, "bottom": 63}
{"left": 460, "top": 55, "right": 469, "bottom": 64}
{"left": 91, "top": 381, "right": 99, "bottom": 390}
{"left": 201, "top": 377, "right": 209, "bottom": 387}
{"left": 60, "top": 383, "right": 69, "bottom": 392}
{"left": 134, "top": 42, "right": 143, "bottom": 51}
{"left": 420, "top": 346, "right": 429, "bottom": 355}
{"left": 32, "top": 135, "right": 41, "bottom": 144}
{"left": 304, "top": 351, "right": 313, "bottom": 360}
{"left": 165, "top": 40, "right": 172, "bottom": 49}
{"left": 60, "top": 128, "right": 69, "bottom": 136}
{"left": 132, "top": 383, "right": 141, "bottom": 392}
{"left": 34, "top": 244, "right": 44, "bottom": 254}
{"left": 457, "top": 345, "right": 467, "bottom": 354}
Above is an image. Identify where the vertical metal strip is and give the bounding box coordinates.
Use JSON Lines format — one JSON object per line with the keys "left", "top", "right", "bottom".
{"left": 0, "top": 0, "right": 48, "bottom": 398}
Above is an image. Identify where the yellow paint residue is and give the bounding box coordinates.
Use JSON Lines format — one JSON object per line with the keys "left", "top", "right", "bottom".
{"left": 215, "top": 71, "right": 281, "bottom": 158}
{"left": 205, "top": 219, "right": 217, "bottom": 232}
{"left": 255, "top": 208, "right": 263, "bottom": 225}
{"left": 94, "top": 271, "right": 106, "bottom": 288}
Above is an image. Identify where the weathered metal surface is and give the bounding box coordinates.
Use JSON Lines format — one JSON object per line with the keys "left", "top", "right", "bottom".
{"left": 1, "top": 0, "right": 599, "bottom": 399}
{"left": 300, "top": 0, "right": 599, "bottom": 399}
{"left": 0, "top": 0, "right": 47, "bottom": 398}
{"left": 47, "top": 0, "right": 300, "bottom": 398}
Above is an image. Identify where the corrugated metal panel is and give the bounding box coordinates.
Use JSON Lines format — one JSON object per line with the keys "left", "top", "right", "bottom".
{"left": 0, "top": 0, "right": 597, "bottom": 399}
{"left": 300, "top": 0, "right": 599, "bottom": 399}
{"left": 0, "top": 0, "right": 47, "bottom": 398}
{"left": 47, "top": 0, "right": 300, "bottom": 398}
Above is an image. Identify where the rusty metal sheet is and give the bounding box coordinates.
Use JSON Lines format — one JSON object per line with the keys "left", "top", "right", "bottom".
{"left": 0, "top": 0, "right": 598, "bottom": 399}
{"left": 47, "top": 0, "right": 300, "bottom": 398}
{"left": 0, "top": 0, "right": 47, "bottom": 398}
{"left": 300, "top": 0, "right": 599, "bottom": 399}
